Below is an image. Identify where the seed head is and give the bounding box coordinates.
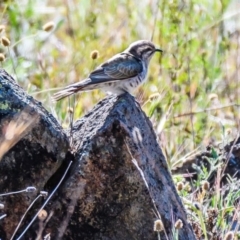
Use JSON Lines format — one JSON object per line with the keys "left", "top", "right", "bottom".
{"left": 177, "top": 182, "right": 184, "bottom": 191}
{"left": 184, "top": 183, "right": 191, "bottom": 192}
{"left": 1, "top": 36, "right": 10, "bottom": 47}
{"left": 42, "top": 21, "right": 55, "bottom": 32}
{"left": 224, "top": 231, "right": 234, "bottom": 240}
{"left": 154, "top": 219, "right": 164, "bottom": 232}
{"left": 149, "top": 93, "right": 160, "bottom": 101}
{"left": 175, "top": 219, "right": 183, "bottom": 229}
{"left": 0, "top": 25, "right": 5, "bottom": 33}
{"left": 226, "top": 128, "right": 232, "bottom": 135}
{"left": 26, "top": 186, "right": 37, "bottom": 193}
{"left": 201, "top": 180, "right": 210, "bottom": 191}
{"left": 67, "top": 107, "right": 73, "bottom": 114}
{"left": 90, "top": 50, "right": 99, "bottom": 60}
{"left": 0, "top": 53, "right": 5, "bottom": 62}
{"left": 208, "top": 93, "right": 218, "bottom": 101}
{"left": 40, "top": 191, "right": 48, "bottom": 198}
{"left": 38, "top": 209, "right": 48, "bottom": 221}
{"left": 193, "top": 202, "right": 202, "bottom": 211}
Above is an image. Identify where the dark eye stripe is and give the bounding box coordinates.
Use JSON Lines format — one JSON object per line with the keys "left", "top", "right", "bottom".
{"left": 142, "top": 48, "right": 153, "bottom": 55}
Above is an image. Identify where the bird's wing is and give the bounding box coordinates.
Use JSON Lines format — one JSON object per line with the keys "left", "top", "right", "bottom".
{"left": 52, "top": 53, "right": 143, "bottom": 101}
{"left": 88, "top": 53, "right": 143, "bottom": 84}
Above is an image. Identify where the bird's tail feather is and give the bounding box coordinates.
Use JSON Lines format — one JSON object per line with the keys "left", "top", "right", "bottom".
{"left": 52, "top": 82, "right": 85, "bottom": 101}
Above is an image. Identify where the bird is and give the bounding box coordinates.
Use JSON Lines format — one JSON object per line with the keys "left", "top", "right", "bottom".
{"left": 53, "top": 40, "right": 162, "bottom": 101}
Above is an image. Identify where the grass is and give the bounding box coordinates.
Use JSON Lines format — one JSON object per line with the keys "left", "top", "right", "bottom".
{"left": 1, "top": 0, "right": 240, "bottom": 239}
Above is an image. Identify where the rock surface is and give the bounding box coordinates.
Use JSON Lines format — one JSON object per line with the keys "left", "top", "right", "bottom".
{"left": 0, "top": 69, "right": 195, "bottom": 240}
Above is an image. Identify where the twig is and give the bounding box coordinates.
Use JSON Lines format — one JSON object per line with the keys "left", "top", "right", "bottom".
{"left": 0, "top": 214, "right": 7, "bottom": 220}
{"left": 31, "top": 87, "right": 65, "bottom": 96}
{"left": 7, "top": 47, "right": 18, "bottom": 83}
{"left": 183, "top": 9, "right": 240, "bottom": 44}
{"left": 151, "top": 0, "right": 160, "bottom": 41}
{"left": 10, "top": 194, "right": 43, "bottom": 240}
{"left": 16, "top": 161, "right": 72, "bottom": 240}
{"left": 125, "top": 141, "right": 169, "bottom": 240}
{"left": 186, "top": 57, "right": 195, "bottom": 147}
{"left": 173, "top": 103, "right": 240, "bottom": 118}
{"left": 222, "top": 131, "right": 240, "bottom": 176}
{"left": 35, "top": 210, "right": 54, "bottom": 240}
{"left": 157, "top": 100, "right": 173, "bottom": 134}
{"left": 68, "top": 95, "right": 75, "bottom": 147}
{"left": 0, "top": 186, "right": 36, "bottom": 197}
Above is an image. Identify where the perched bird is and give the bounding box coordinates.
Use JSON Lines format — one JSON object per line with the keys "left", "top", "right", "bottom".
{"left": 53, "top": 40, "right": 162, "bottom": 101}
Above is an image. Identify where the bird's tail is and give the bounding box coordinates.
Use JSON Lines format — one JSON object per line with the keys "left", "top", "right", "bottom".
{"left": 52, "top": 81, "right": 86, "bottom": 101}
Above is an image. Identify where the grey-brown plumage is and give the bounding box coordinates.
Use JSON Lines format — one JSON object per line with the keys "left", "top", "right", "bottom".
{"left": 53, "top": 40, "right": 162, "bottom": 101}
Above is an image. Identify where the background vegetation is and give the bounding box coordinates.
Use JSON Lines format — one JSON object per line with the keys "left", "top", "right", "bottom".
{"left": 1, "top": 0, "right": 240, "bottom": 239}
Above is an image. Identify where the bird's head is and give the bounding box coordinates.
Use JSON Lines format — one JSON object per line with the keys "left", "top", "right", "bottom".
{"left": 125, "top": 40, "right": 162, "bottom": 63}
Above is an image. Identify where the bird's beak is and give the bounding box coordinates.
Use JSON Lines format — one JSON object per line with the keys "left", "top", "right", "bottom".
{"left": 155, "top": 48, "right": 163, "bottom": 53}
